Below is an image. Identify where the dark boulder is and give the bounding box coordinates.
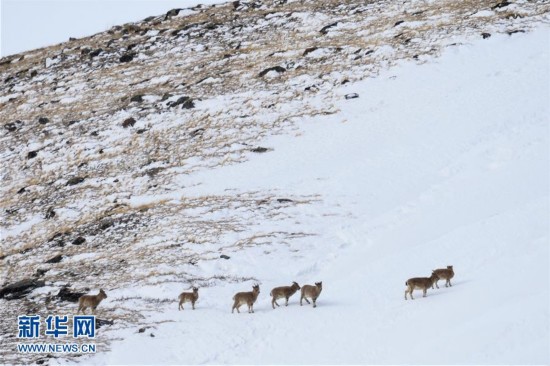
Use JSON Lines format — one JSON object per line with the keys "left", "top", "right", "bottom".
{"left": 72, "top": 237, "right": 86, "bottom": 245}
{"left": 130, "top": 95, "right": 144, "bottom": 103}
{"left": 4, "top": 122, "right": 17, "bottom": 132}
{"left": 492, "top": 1, "right": 511, "bottom": 9}
{"left": 96, "top": 318, "right": 114, "bottom": 329}
{"left": 0, "top": 279, "right": 46, "bottom": 299}
{"left": 89, "top": 48, "right": 103, "bottom": 58}
{"left": 320, "top": 22, "right": 338, "bottom": 35}
{"left": 38, "top": 117, "right": 49, "bottom": 124}
{"left": 251, "top": 147, "right": 268, "bottom": 153}
{"left": 46, "top": 254, "right": 63, "bottom": 264}
{"left": 66, "top": 177, "right": 85, "bottom": 186}
{"left": 122, "top": 117, "right": 136, "bottom": 128}
{"left": 119, "top": 53, "right": 135, "bottom": 63}
{"left": 168, "top": 96, "right": 194, "bottom": 109}
{"left": 56, "top": 287, "right": 86, "bottom": 302}
{"left": 27, "top": 151, "right": 38, "bottom": 159}
{"left": 345, "top": 93, "right": 359, "bottom": 100}
{"left": 276, "top": 198, "right": 294, "bottom": 203}
{"left": 258, "top": 66, "right": 286, "bottom": 77}
{"left": 303, "top": 47, "right": 318, "bottom": 56}
{"left": 45, "top": 207, "right": 56, "bottom": 219}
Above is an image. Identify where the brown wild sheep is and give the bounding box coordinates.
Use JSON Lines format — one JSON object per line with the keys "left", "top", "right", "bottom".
{"left": 77, "top": 289, "right": 107, "bottom": 314}
{"left": 300, "top": 282, "right": 322, "bottom": 308}
{"left": 433, "top": 265, "right": 454, "bottom": 288}
{"left": 404, "top": 272, "right": 439, "bottom": 300}
{"left": 178, "top": 287, "right": 199, "bottom": 310}
{"left": 232, "top": 284, "right": 260, "bottom": 314}
{"left": 270, "top": 281, "right": 300, "bottom": 309}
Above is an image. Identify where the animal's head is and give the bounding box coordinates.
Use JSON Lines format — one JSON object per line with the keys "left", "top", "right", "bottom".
{"left": 447, "top": 265, "right": 453, "bottom": 270}
{"left": 431, "top": 271, "right": 440, "bottom": 280}
{"left": 252, "top": 284, "right": 260, "bottom": 293}
{"left": 292, "top": 281, "right": 301, "bottom": 290}
{"left": 99, "top": 289, "right": 107, "bottom": 299}
{"left": 315, "top": 282, "right": 323, "bottom": 290}
{"left": 192, "top": 287, "right": 199, "bottom": 293}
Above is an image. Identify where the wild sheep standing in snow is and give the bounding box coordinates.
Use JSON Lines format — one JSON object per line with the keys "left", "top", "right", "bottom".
{"left": 433, "top": 265, "right": 454, "bottom": 288}
{"left": 270, "top": 281, "right": 300, "bottom": 309}
{"left": 232, "top": 284, "right": 260, "bottom": 313}
{"left": 178, "top": 287, "right": 199, "bottom": 310}
{"left": 300, "top": 282, "right": 322, "bottom": 308}
{"left": 404, "top": 272, "right": 439, "bottom": 300}
{"left": 77, "top": 289, "right": 107, "bottom": 314}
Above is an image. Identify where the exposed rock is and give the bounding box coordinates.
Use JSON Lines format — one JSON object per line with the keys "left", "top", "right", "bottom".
{"left": 66, "top": 177, "right": 85, "bottom": 186}
{"left": 394, "top": 20, "right": 405, "bottom": 26}
{"left": 35, "top": 268, "right": 49, "bottom": 277}
{"left": 492, "top": 1, "right": 511, "bottom": 9}
{"left": 27, "top": 151, "right": 38, "bottom": 159}
{"left": 136, "top": 129, "right": 147, "bottom": 134}
{"left": 17, "top": 187, "right": 26, "bottom": 194}
{"left": 0, "top": 278, "right": 46, "bottom": 299}
{"left": 122, "top": 117, "right": 136, "bottom": 128}
{"left": 507, "top": 29, "right": 525, "bottom": 35}
{"left": 168, "top": 96, "right": 195, "bottom": 109}
{"left": 146, "top": 167, "right": 164, "bottom": 178}
{"left": 38, "top": 117, "right": 49, "bottom": 124}
{"left": 276, "top": 198, "right": 294, "bottom": 203}
{"left": 56, "top": 286, "right": 86, "bottom": 302}
{"left": 482, "top": 32, "right": 491, "bottom": 39}
{"left": 345, "top": 93, "right": 359, "bottom": 99}
{"left": 320, "top": 22, "right": 339, "bottom": 35}
{"left": 4, "top": 122, "right": 17, "bottom": 132}
{"left": 46, "top": 254, "right": 63, "bottom": 264}
{"left": 130, "top": 95, "right": 144, "bottom": 103}
{"left": 99, "top": 220, "right": 114, "bottom": 231}
{"left": 303, "top": 47, "right": 318, "bottom": 56}
{"left": 165, "top": 8, "right": 182, "bottom": 20}
{"left": 89, "top": 48, "right": 103, "bottom": 58}
{"left": 119, "top": 53, "right": 135, "bottom": 63}
{"left": 258, "top": 66, "right": 286, "bottom": 77}
{"left": 45, "top": 207, "right": 56, "bottom": 219}
{"left": 251, "top": 147, "right": 269, "bottom": 153}
{"left": 72, "top": 237, "right": 86, "bottom": 245}
{"left": 96, "top": 318, "right": 115, "bottom": 329}
{"left": 220, "top": 254, "right": 231, "bottom": 260}
{"left": 161, "top": 93, "right": 173, "bottom": 101}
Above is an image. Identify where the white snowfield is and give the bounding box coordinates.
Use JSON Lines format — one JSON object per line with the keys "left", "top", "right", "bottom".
{"left": 83, "top": 28, "right": 549, "bottom": 365}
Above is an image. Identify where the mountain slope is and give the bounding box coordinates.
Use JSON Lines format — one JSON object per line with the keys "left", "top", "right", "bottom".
{"left": 0, "top": 0, "right": 548, "bottom": 364}
{"left": 86, "top": 27, "right": 549, "bottom": 365}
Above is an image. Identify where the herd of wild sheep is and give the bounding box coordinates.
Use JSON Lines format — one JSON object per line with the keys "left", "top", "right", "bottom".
{"left": 75, "top": 266, "right": 454, "bottom": 314}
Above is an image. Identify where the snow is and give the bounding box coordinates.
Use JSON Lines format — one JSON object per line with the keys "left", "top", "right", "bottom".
{"left": 77, "top": 27, "right": 550, "bottom": 365}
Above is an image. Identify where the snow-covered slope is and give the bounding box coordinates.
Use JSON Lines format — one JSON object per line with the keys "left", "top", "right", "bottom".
{"left": 1, "top": 0, "right": 549, "bottom": 364}
{"left": 84, "top": 27, "right": 550, "bottom": 365}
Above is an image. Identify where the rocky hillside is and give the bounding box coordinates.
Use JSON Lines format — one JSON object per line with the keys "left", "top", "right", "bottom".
{"left": 1, "top": 0, "right": 549, "bottom": 363}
